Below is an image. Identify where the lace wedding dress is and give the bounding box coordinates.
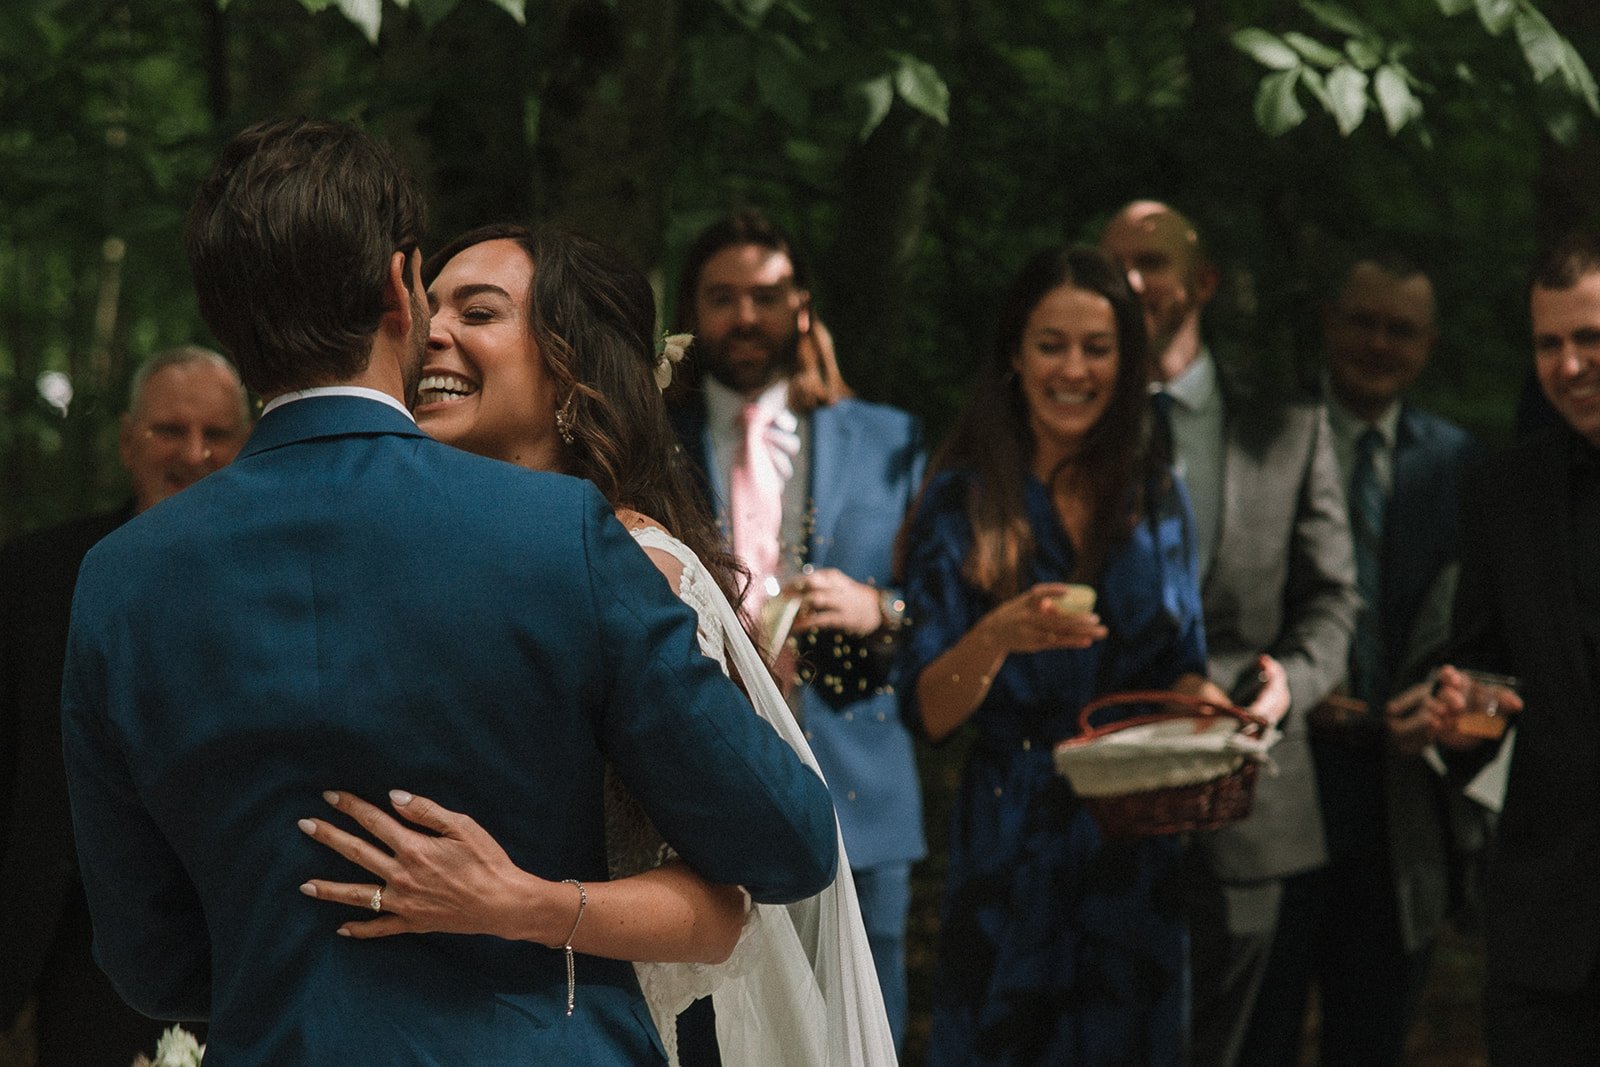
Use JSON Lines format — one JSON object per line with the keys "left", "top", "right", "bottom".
{"left": 605, "top": 524, "right": 897, "bottom": 1067}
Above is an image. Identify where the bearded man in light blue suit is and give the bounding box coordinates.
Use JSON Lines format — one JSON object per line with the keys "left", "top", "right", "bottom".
{"left": 668, "top": 210, "right": 926, "bottom": 1052}
{"left": 60, "top": 119, "right": 836, "bottom": 1066}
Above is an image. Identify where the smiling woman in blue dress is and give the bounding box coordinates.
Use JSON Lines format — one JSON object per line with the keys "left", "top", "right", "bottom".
{"left": 898, "top": 245, "right": 1286, "bottom": 1065}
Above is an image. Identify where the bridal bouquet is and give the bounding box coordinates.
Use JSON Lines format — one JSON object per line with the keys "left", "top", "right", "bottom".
{"left": 131, "top": 1026, "right": 205, "bottom": 1067}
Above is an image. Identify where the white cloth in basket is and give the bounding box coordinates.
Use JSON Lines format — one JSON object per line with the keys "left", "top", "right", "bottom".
{"left": 1053, "top": 716, "right": 1278, "bottom": 797}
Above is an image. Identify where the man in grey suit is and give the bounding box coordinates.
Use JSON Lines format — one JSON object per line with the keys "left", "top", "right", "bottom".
{"left": 1101, "top": 201, "right": 1359, "bottom": 1066}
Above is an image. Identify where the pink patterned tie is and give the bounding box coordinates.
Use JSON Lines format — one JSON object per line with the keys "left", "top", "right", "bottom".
{"left": 730, "top": 401, "right": 783, "bottom": 615}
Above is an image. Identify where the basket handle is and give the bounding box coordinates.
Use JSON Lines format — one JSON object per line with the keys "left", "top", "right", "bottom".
{"left": 1077, "top": 689, "right": 1269, "bottom": 740}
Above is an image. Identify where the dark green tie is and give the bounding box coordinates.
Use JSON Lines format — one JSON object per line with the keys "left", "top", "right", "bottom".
{"left": 1349, "top": 427, "right": 1385, "bottom": 701}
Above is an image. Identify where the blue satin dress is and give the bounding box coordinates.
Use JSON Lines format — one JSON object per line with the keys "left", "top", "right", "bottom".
{"left": 900, "top": 468, "right": 1207, "bottom": 1066}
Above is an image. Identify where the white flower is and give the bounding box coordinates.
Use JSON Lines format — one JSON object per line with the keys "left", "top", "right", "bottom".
{"left": 654, "top": 333, "right": 693, "bottom": 391}
{"left": 131, "top": 1025, "right": 205, "bottom": 1067}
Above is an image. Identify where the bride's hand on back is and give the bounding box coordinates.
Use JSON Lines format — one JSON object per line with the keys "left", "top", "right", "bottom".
{"left": 298, "top": 790, "right": 571, "bottom": 946}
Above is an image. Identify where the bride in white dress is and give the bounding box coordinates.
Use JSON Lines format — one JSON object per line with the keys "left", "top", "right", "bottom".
{"left": 298, "top": 223, "right": 895, "bottom": 1066}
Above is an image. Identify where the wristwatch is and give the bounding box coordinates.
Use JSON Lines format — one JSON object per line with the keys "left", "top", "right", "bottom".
{"left": 877, "top": 588, "right": 907, "bottom": 631}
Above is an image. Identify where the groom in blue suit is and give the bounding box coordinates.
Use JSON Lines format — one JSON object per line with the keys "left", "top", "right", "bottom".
{"left": 60, "top": 119, "right": 836, "bottom": 1065}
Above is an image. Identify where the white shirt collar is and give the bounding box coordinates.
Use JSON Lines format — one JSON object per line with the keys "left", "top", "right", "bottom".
{"left": 1159, "top": 348, "right": 1219, "bottom": 413}
{"left": 704, "top": 375, "right": 795, "bottom": 432}
{"left": 1324, "top": 378, "right": 1401, "bottom": 449}
{"left": 261, "top": 385, "right": 416, "bottom": 423}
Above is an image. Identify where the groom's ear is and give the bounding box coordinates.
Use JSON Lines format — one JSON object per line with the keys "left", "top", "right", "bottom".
{"left": 380, "top": 249, "right": 415, "bottom": 336}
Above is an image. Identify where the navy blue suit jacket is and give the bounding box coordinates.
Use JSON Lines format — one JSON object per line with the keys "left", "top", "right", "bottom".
{"left": 1372, "top": 405, "right": 1475, "bottom": 703}
{"left": 62, "top": 396, "right": 837, "bottom": 1064}
{"left": 1378, "top": 405, "right": 1478, "bottom": 954}
{"left": 672, "top": 393, "right": 926, "bottom": 870}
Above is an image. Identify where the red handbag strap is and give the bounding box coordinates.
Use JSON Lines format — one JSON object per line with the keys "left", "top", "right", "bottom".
{"left": 1076, "top": 689, "right": 1267, "bottom": 739}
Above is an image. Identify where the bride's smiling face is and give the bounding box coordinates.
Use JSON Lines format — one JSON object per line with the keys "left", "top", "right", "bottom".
{"left": 418, "top": 238, "right": 562, "bottom": 471}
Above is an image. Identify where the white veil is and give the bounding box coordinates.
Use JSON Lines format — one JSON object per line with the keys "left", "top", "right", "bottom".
{"left": 630, "top": 526, "right": 898, "bottom": 1067}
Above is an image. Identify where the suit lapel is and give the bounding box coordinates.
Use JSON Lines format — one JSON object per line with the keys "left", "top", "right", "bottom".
{"left": 1383, "top": 410, "right": 1428, "bottom": 631}
{"left": 807, "top": 404, "right": 851, "bottom": 564}
{"left": 668, "top": 392, "right": 721, "bottom": 517}
{"left": 1205, "top": 387, "right": 1258, "bottom": 590}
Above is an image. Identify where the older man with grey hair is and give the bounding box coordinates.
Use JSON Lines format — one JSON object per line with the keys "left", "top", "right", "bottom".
{"left": 0, "top": 346, "right": 248, "bottom": 1066}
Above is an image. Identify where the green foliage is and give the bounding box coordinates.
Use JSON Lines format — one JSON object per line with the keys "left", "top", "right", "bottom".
{"left": 293, "top": 0, "right": 527, "bottom": 41}
{"left": 1236, "top": 0, "right": 1598, "bottom": 142}
{"left": 2, "top": 0, "right": 1594, "bottom": 556}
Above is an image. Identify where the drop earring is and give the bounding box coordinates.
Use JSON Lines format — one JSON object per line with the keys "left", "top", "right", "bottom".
{"left": 555, "top": 394, "right": 576, "bottom": 445}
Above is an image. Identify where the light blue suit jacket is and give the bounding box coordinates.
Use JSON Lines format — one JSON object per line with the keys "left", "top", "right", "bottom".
{"left": 674, "top": 395, "right": 926, "bottom": 870}
{"left": 62, "top": 396, "right": 836, "bottom": 1065}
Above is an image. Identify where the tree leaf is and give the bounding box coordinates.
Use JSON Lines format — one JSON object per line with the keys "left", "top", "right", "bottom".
{"left": 1300, "top": 0, "right": 1370, "bottom": 38}
{"left": 893, "top": 54, "right": 949, "bottom": 125}
{"left": 857, "top": 73, "right": 894, "bottom": 140}
{"left": 1299, "top": 66, "right": 1331, "bottom": 110}
{"left": 1436, "top": 0, "right": 1473, "bottom": 13}
{"left": 480, "top": 0, "right": 526, "bottom": 26}
{"left": 1374, "top": 62, "right": 1421, "bottom": 134}
{"left": 1344, "top": 36, "right": 1383, "bottom": 71}
{"left": 333, "top": 0, "right": 380, "bottom": 43}
{"left": 1233, "top": 28, "right": 1300, "bottom": 71}
{"left": 1545, "top": 102, "right": 1583, "bottom": 146}
{"left": 1325, "top": 63, "right": 1369, "bottom": 134}
{"left": 1284, "top": 31, "right": 1345, "bottom": 69}
{"left": 1254, "top": 68, "right": 1306, "bottom": 136}
{"left": 1475, "top": 0, "right": 1516, "bottom": 36}
{"left": 1514, "top": 8, "right": 1563, "bottom": 82}
{"left": 1560, "top": 39, "right": 1600, "bottom": 117}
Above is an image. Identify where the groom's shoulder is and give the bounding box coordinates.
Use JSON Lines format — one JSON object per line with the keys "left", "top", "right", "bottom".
{"left": 423, "top": 442, "right": 602, "bottom": 518}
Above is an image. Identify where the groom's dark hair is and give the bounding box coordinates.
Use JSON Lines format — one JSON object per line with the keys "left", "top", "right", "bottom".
{"left": 185, "top": 117, "right": 427, "bottom": 397}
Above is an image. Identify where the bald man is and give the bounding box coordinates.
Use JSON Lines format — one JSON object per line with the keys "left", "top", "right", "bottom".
{"left": 0, "top": 347, "right": 248, "bottom": 1066}
{"left": 1102, "top": 203, "right": 1359, "bottom": 1065}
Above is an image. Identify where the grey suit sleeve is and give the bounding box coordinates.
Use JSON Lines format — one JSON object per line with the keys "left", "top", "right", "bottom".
{"left": 1271, "top": 405, "right": 1360, "bottom": 733}
{"left": 579, "top": 488, "right": 837, "bottom": 904}
{"left": 60, "top": 564, "right": 211, "bottom": 1020}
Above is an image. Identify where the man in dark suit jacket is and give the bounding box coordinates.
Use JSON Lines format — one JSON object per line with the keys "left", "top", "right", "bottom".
{"left": 1241, "top": 254, "right": 1478, "bottom": 1065}
{"left": 1102, "top": 202, "right": 1360, "bottom": 1066}
{"left": 0, "top": 346, "right": 249, "bottom": 1066}
{"left": 667, "top": 209, "right": 925, "bottom": 1051}
{"left": 1430, "top": 231, "right": 1600, "bottom": 1063}
{"left": 60, "top": 119, "right": 837, "bottom": 1066}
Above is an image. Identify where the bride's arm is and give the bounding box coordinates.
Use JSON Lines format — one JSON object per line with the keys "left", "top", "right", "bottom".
{"left": 299, "top": 790, "right": 746, "bottom": 964}
{"left": 299, "top": 511, "right": 752, "bottom": 966}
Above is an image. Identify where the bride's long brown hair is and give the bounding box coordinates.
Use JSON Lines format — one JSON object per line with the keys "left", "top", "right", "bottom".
{"left": 423, "top": 224, "right": 751, "bottom": 627}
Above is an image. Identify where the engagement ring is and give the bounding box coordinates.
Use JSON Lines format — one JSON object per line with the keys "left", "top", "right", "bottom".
{"left": 370, "top": 886, "right": 384, "bottom": 913}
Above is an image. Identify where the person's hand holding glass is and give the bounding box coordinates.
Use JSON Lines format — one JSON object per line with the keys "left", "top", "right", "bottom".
{"left": 1409, "top": 664, "right": 1525, "bottom": 750}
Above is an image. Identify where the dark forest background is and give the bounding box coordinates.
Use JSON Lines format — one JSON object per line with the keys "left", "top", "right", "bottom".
{"left": 4, "top": 0, "right": 1598, "bottom": 539}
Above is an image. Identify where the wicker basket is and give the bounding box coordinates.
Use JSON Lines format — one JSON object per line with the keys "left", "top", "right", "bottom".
{"left": 1052, "top": 690, "right": 1272, "bottom": 839}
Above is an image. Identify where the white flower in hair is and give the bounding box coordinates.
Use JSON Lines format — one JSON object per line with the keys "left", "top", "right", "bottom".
{"left": 655, "top": 333, "right": 693, "bottom": 392}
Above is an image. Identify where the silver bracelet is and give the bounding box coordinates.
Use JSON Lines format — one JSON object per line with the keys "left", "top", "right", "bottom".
{"left": 560, "top": 878, "right": 587, "bottom": 1016}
